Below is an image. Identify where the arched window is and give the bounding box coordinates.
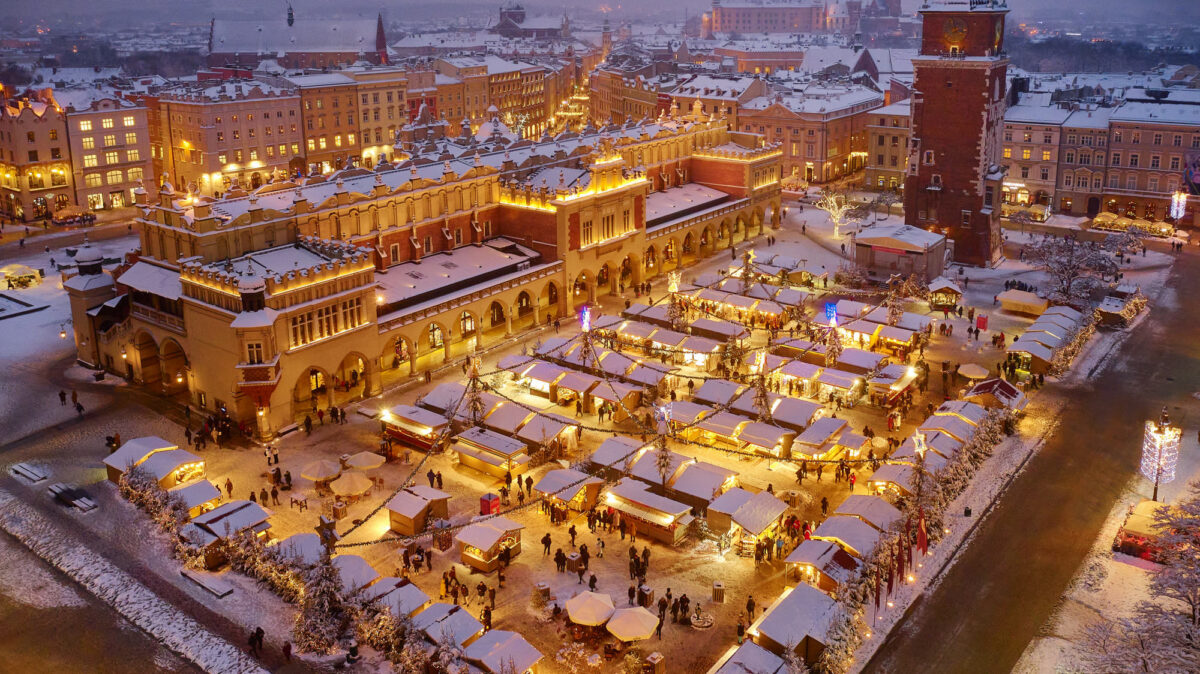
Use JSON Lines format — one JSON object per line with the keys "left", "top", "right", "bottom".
{"left": 428, "top": 324, "right": 444, "bottom": 349}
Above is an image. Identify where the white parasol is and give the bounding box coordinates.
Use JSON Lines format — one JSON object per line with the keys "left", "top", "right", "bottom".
{"left": 957, "top": 363, "right": 990, "bottom": 380}
{"left": 301, "top": 459, "right": 342, "bottom": 482}
{"left": 346, "top": 451, "right": 386, "bottom": 470}
{"left": 565, "top": 591, "right": 615, "bottom": 626}
{"left": 330, "top": 471, "right": 373, "bottom": 496}
{"left": 606, "top": 606, "right": 659, "bottom": 641}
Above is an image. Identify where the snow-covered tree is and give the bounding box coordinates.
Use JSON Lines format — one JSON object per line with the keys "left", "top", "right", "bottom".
{"left": 1105, "top": 226, "right": 1145, "bottom": 256}
{"left": 816, "top": 190, "right": 865, "bottom": 239}
{"left": 1022, "top": 235, "right": 1117, "bottom": 305}
{"left": 292, "top": 552, "right": 346, "bottom": 654}
{"left": 781, "top": 642, "right": 812, "bottom": 674}
{"left": 654, "top": 434, "right": 674, "bottom": 487}
{"left": 556, "top": 642, "right": 590, "bottom": 673}
{"left": 752, "top": 374, "right": 773, "bottom": 422}
{"left": 395, "top": 628, "right": 432, "bottom": 672}
{"left": 871, "top": 189, "right": 901, "bottom": 222}
{"left": 824, "top": 323, "right": 843, "bottom": 368}
{"left": 434, "top": 628, "right": 469, "bottom": 673}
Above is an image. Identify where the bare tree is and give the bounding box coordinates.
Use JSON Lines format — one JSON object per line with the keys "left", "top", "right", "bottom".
{"left": 872, "top": 189, "right": 901, "bottom": 222}
{"left": 816, "top": 189, "right": 865, "bottom": 239}
{"left": 1022, "top": 235, "right": 1117, "bottom": 305}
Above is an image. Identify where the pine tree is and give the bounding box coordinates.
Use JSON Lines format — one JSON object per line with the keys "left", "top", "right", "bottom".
{"left": 824, "top": 323, "right": 843, "bottom": 368}
{"left": 292, "top": 552, "right": 345, "bottom": 654}
{"left": 753, "top": 373, "right": 773, "bottom": 422}
{"left": 654, "top": 434, "right": 674, "bottom": 488}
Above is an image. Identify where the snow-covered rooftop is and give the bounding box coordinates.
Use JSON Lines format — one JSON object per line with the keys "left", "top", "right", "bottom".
{"left": 751, "top": 582, "right": 836, "bottom": 651}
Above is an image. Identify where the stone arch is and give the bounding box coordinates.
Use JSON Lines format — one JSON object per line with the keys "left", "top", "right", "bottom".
{"left": 381, "top": 333, "right": 414, "bottom": 376}
{"left": 540, "top": 280, "right": 561, "bottom": 324}
{"left": 643, "top": 245, "right": 659, "bottom": 278}
{"left": 333, "top": 350, "right": 376, "bottom": 402}
{"left": 485, "top": 300, "right": 507, "bottom": 331}
{"left": 682, "top": 231, "right": 696, "bottom": 261}
{"left": 292, "top": 365, "right": 332, "bottom": 420}
{"left": 717, "top": 219, "right": 732, "bottom": 246}
{"left": 159, "top": 337, "right": 189, "bottom": 395}
{"left": 571, "top": 270, "right": 596, "bottom": 309}
{"left": 130, "top": 330, "right": 159, "bottom": 384}
{"left": 619, "top": 252, "right": 642, "bottom": 287}
{"left": 699, "top": 225, "right": 715, "bottom": 256}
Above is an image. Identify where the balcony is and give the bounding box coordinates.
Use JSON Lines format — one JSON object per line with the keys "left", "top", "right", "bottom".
{"left": 237, "top": 357, "right": 281, "bottom": 388}
{"left": 131, "top": 302, "right": 185, "bottom": 334}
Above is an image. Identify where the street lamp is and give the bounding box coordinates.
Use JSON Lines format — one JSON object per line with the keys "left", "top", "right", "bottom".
{"left": 1141, "top": 407, "right": 1181, "bottom": 501}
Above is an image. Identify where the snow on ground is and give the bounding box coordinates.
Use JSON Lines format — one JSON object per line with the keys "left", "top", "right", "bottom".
{"left": 0, "top": 489, "right": 267, "bottom": 674}
{"left": 0, "top": 532, "right": 87, "bottom": 609}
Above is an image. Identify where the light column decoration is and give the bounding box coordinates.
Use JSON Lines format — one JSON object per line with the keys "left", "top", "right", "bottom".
{"left": 1141, "top": 407, "right": 1181, "bottom": 501}
{"left": 666, "top": 271, "right": 685, "bottom": 332}
{"left": 1170, "top": 191, "right": 1188, "bottom": 223}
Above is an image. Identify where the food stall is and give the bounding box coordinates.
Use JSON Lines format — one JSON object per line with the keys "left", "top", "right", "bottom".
{"left": 769, "top": 397, "right": 824, "bottom": 433}
{"left": 1112, "top": 499, "right": 1171, "bottom": 562}
{"left": 928, "top": 276, "right": 962, "bottom": 310}
{"left": 867, "top": 363, "right": 918, "bottom": 405}
{"left": 167, "top": 480, "right": 221, "bottom": 519}
{"left": 516, "top": 411, "right": 578, "bottom": 453}
{"left": 748, "top": 582, "right": 836, "bottom": 667}
{"left": 0, "top": 263, "right": 41, "bottom": 289}
{"left": 716, "top": 489, "right": 789, "bottom": 556}
{"left": 382, "top": 404, "right": 450, "bottom": 452}
{"left": 103, "top": 436, "right": 179, "bottom": 484}
{"left": 464, "top": 630, "right": 544, "bottom": 674}
{"left": 812, "top": 369, "right": 864, "bottom": 405}
{"left": 792, "top": 417, "right": 848, "bottom": 459}
{"left": 180, "top": 500, "right": 272, "bottom": 569}
{"left": 832, "top": 432, "right": 870, "bottom": 459}
{"left": 866, "top": 463, "right": 916, "bottom": 497}
{"left": 690, "top": 317, "right": 750, "bottom": 343}
{"left": 666, "top": 460, "right": 739, "bottom": 510}
{"left": 963, "top": 378, "right": 1029, "bottom": 413}
{"left": 605, "top": 478, "right": 693, "bottom": 546}
{"left": 810, "top": 515, "right": 881, "bottom": 559}
{"left": 694, "top": 379, "right": 748, "bottom": 407}
{"left": 679, "top": 334, "right": 724, "bottom": 370}
{"left": 137, "top": 449, "right": 205, "bottom": 488}
{"left": 452, "top": 427, "right": 532, "bottom": 479}
{"left": 785, "top": 539, "right": 860, "bottom": 592}
{"left": 455, "top": 516, "right": 524, "bottom": 572}
{"left": 997, "top": 289, "right": 1049, "bottom": 316}
{"left": 386, "top": 486, "right": 451, "bottom": 536}
{"left": 553, "top": 370, "right": 600, "bottom": 410}
{"left": 777, "top": 360, "right": 823, "bottom": 398}
{"left": 663, "top": 400, "right": 712, "bottom": 441}
{"left": 588, "top": 380, "right": 642, "bottom": 423}
{"left": 1006, "top": 340, "right": 1056, "bottom": 376}
{"left": 833, "top": 494, "right": 902, "bottom": 532}
{"left": 533, "top": 468, "right": 603, "bottom": 513}
{"left": 696, "top": 411, "right": 752, "bottom": 448}
{"left": 738, "top": 421, "right": 797, "bottom": 459}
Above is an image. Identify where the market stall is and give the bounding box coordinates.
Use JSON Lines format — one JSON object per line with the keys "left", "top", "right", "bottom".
{"left": 386, "top": 486, "right": 451, "bottom": 536}
{"left": 868, "top": 363, "right": 918, "bottom": 405}
{"left": 533, "top": 468, "right": 603, "bottom": 513}
{"left": 103, "top": 436, "right": 179, "bottom": 484}
{"left": 605, "top": 478, "right": 693, "bottom": 546}
{"left": 332, "top": 554, "right": 381, "bottom": 595}
{"left": 455, "top": 516, "right": 524, "bottom": 572}
{"left": 866, "top": 463, "right": 916, "bottom": 497}
{"left": 167, "top": 480, "right": 221, "bottom": 518}
{"left": 1112, "top": 499, "right": 1171, "bottom": 562}
{"left": 1007, "top": 340, "right": 1056, "bottom": 376}
{"left": 382, "top": 404, "right": 450, "bottom": 452}
{"left": 785, "top": 539, "right": 860, "bottom": 592}
{"left": 769, "top": 397, "right": 824, "bottom": 432}
{"left": 414, "top": 603, "right": 485, "bottom": 648}
{"left": 136, "top": 449, "right": 205, "bottom": 488}
{"left": 748, "top": 582, "right": 836, "bottom": 666}
{"left": 928, "top": 276, "right": 962, "bottom": 310}
{"left": 997, "top": 289, "right": 1049, "bottom": 316}
{"left": 588, "top": 380, "right": 642, "bottom": 422}
{"left": 516, "top": 411, "right": 578, "bottom": 453}
{"left": 180, "top": 500, "right": 272, "bottom": 569}
{"left": 553, "top": 370, "right": 601, "bottom": 410}
{"left": 963, "top": 378, "right": 1029, "bottom": 412}
{"left": 586, "top": 437, "right": 649, "bottom": 481}
{"left": 663, "top": 400, "right": 713, "bottom": 441}
{"left": 777, "top": 360, "right": 823, "bottom": 398}
{"left": 669, "top": 460, "right": 740, "bottom": 509}
{"left": 696, "top": 411, "right": 752, "bottom": 448}
{"left": 679, "top": 334, "right": 724, "bottom": 371}
{"left": 792, "top": 417, "right": 848, "bottom": 459}
{"left": 738, "top": 421, "right": 797, "bottom": 459}
{"left": 810, "top": 514, "right": 881, "bottom": 559}
{"left": 694, "top": 379, "right": 748, "bottom": 407}
{"left": 833, "top": 495, "right": 902, "bottom": 532}
{"left": 812, "top": 369, "right": 864, "bottom": 404}
{"left": 464, "top": 630, "right": 544, "bottom": 674}
{"left": 452, "top": 427, "right": 532, "bottom": 479}
{"left": 690, "top": 317, "right": 750, "bottom": 343}
{"left": 360, "top": 577, "right": 433, "bottom": 619}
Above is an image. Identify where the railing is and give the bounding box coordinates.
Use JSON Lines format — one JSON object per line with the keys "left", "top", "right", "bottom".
{"left": 131, "top": 302, "right": 186, "bottom": 334}
{"left": 646, "top": 198, "right": 751, "bottom": 240}
{"left": 237, "top": 360, "right": 281, "bottom": 387}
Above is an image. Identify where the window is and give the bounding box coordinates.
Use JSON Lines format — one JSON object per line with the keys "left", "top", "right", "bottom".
{"left": 1173, "top": 135, "right": 1182, "bottom": 147}
{"left": 1064, "top": 151, "right": 1074, "bottom": 163}
{"left": 423, "top": 236, "right": 432, "bottom": 254}
{"left": 232, "top": 130, "right": 240, "bottom": 140}
{"left": 318, "top": 137, "right": 327, "bottom": 150}
{"left": 83, "top": 154, "right": 97, "bottom": 167}
{"left": 1150, "top": 155, "right": 1161, "bottom": 169}
{"left": 1109, "top": 174, "right": 1119, "bottom": 188}
{"left": 51, "top": 148, "right": 61, "bottom": 159}
{"left": 120, "top": 115, "right": 135, "bottom": 127}
{"left": 1043, "top": 133, "right": 1052, "bottom": 144}
{"left": 1021, "top": 148, "right": 1031, "bottom": 160}
{"left": 85, "top": 174, "right": 102, "bottom": 187}
{"left": 218, "top": 153, "right": 227, "bottom": 165}
{"left": 246, "top": 343, "right": 264, "bottom": 364}
{"left": 1126, "top": 176, "right": 1137, "bottom": 189}
{"left": 106, "top": 169, "right": 123, "bottom": 185}
{"left": 582, "top": 219, "right": 593, "bottom": 246}
{"left": 290, "top": 312, "right": 315, "bottom": 347}
{"left": 79, "top": 120, "right": 93, "bottom": 132}
{"left": 961, "top": 210, "right": 972, "bottom": 226}
{"left": 348, "top": 133, "right": 355, "bottom": 145}
{"left": 103, "top": 134, "right": 116, "bottom": 147}
{"left": 1003, "top": 147, "right": 1012, "bottom": 159}
{"left": 1132, "top": 132, "right": 1140, "bottom": 144}
{"left": 1149, "top": 177, "right": 1159, "bottom": 192}
{"left": 1042, "top": 150, "right": 1051, "bottom": 161}
{"left": 104, "top": 151, "right": 119, "bottom": 164}
{"left": 1063, "top": 175, "right": 1073, "bottom": 187}
{"left": 215, "top": 116, "right": 222, "bottom": 124}
{"left": 280, "top": 144, "right": 288, "bottom": 156}
{"left": 1170, "top": 156, "right": 1181, "bottom": 170}
{"left": 101, "top": 118, "right": 114, "bottom": 129}
{"left": 124, "top": 132, "right": 137, "bottom": 145}
{"left": 82, "top": 136, "right": 94, "bottom": 150}
{"left": 1113, "top": 131, "right": 1122, "bottom": 143}
{"left": 1128, "top": 154, "right": 1138, "bottom": 167}
{"left": 454, "top": 229, "right": 462, "bottom": 245}
{"left": 216, "top": 132, "right": 224, "bottom": 142}
{"left": 127, "top": 167, "right": 143, "bottom": 182}
{"left": 922, "top": 150, "right": 934, "bottom": 165}
{"left": 1020, "top": 166, "right": 1029, "bottom": 178}
{"left": 1040, "top": 167, "right": 1049, "bottom": 181}
{"left": 249, "top": 149, "right": 257, "bottom": 161}
{"left": 306, "top": 139, "right": 315, "bottom": 151}
{"left": 247, "top": 128, "right": 255, "bottom": 138}
{"left": 126, "top": 149, "right": 140, "bottom": 162}
{"left": 1153, "top": 133, "right": 1162, "bottom": 146}
{"left": 1111, "top": 152, "right": 1121, "bottom": 166}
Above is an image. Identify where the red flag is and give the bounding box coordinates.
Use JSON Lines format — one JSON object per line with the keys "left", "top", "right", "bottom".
{"left": 918, "top": 507, "right": 929, "bottom": 556}
{"left": 907, "top": 534, "right": 914, "bottom": 568}
{"left": 896, "top": 536, "right": 905, "bottom": 582}
{"left": 874, "top": 570, "right": 881, "bottom": 610}
{"left": 886, "top": 547, "right": 894, "bottom": 597}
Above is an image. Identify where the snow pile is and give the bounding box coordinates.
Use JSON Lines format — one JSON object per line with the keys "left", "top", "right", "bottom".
{"left": 0, "top": 490, "right": 268, "bottom": 674}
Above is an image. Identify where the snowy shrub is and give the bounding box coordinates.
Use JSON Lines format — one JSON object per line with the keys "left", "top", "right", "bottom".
{"left": 1050, "top": 316, "right": 1096, "bottom": 376}
{"left": 833, "top": 264, "right": 868, "bottom": 289}
{"left": 621, "top": 649, "right": 644, "bottom": 674}
{"left": 556, "top": 642, "right": 590, "bottom": 673}
{"left": 292, "top": 553, "right": 347, "bottom": 654}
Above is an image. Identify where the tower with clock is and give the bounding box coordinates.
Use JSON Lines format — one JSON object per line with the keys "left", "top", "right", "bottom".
{"left": 903, "top": 0, "right": 1010, "bottom": 267}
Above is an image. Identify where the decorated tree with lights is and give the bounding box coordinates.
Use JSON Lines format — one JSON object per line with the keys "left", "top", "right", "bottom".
{"left": 556, "top": 642, "right": 590, "bottom": 673}
{"left": 753, "top": 372, "right": 773, "bottom": 422}
{"left": 824, "top": 320, "right": 844, "bottom": 368}
{"left": 781, "top": 642, "right": 812, "bottom": 674}
{"left": 654, "top": 432, "right": 674, "bottom": 488}
{"left": 883, "top": 274, "right": 927, "bottom": 327}
{"left": 292, "top": 552, "right": 346, "bottom": 654}
{"left": 434, "top": 629, "right": 470, "bottom": 674}
{"left": 815, "top": 189, "right": 865, "bottom": 239}
{"left": 463, "top": 356, "right": 487, "bottom": 427}
{"left": 666, "top": 271, "right": 687, "bottom": 331}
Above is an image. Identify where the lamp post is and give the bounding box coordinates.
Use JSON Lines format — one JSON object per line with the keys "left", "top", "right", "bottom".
{"left": 1141, "top": 407, "right": 1181, "bottom": 501}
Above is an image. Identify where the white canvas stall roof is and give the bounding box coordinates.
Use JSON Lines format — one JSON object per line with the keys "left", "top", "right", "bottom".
{"left": 783, "top": 539, "right": 860, "bottom": 586}
{"left": 919, "top": 415, "right": 977, "bottom": 443}
{"left": 815, "top": 369, "right": 863, "bottom": 391}
{"left": 589, "top": 436, "right": 646, "bottom": 469}
{"left": 103, "top": 435, "right": 178, "bottom": 472}
{"left": 517, "top": 412, "right": 576, "bottom": 445}
{"left": 751, "top": 583, "right": 836, "bottom": 654}
{"left": 556, "top": 370, "right": 601, "bottom": 393}
{"left": 698, "top": 411, "right": 751, "bottom": 438}
{"left": 680, "top": 334, "right": 723, "bottom": 353}
{"left": 1022, "top": 330, "right": 1064, "bottom": 349}
{"left": 732, "top": 490, "right": 787, "bottom": 535}
{"left": 455, "top": 516, "right": 524, "bottom": 551}
{"left": 626, "top": 364, "right": 668, "bottom": 387}
{"left": 862, "top": 307, "right": 932, "bottom": 332}
{"left": 870, "top": 362, "right": 915, "bottom": 387}
{"left": 665, "top": 400, "right": 712, "bottom": 425}
{"left": 167, "top": 480, "right": 220, "bottom": 511}
{"left": 708, "top": 486, "right": 755, "bottom": 516}
{"left": 616, "top": 320, "right": 658, "bottom": 340}
{"left": 812, "top": 515, "right": 881, "bottom": 558}
{"left": 360, "top": 578, "right": 431, "bottom": 619}
{"left": 589, "top": 380, "right": 641, "bottom": 404}
{"left": 272, "top": 533, "right": 323, "bottom": 567}
{"left": 413, "top": 603, "right": 484, "bottom": 648}
{"left": 780, "top": 360, "right": 823, "bottom": 380}
{"left": 673, "top": 461, "right": 738, "bottom": 503}
{"left": 795, "top": 417, "right": 847, "bottom": 447}
{"left": 869, "top": 463, "right": 915, "bottom": 492}
{"left": 889, "top": 443, "right": 949, "bottom": 472}
{"left": 1043, "top": 305, "right": 1083, "bottom": 322}
{"left": 935, "top": 400, "right": 987, "bottom": 425}
{"left": 630, "top": 450, "right": 690, "bottom": 485}
{"left": 694, "top": 379, "right": 747, "bottom": 406}
{"left": 333, "top": 554, "right": 380, "bottom": 594}
{"left": 191, "top": 500, "right": 271, "bottom": 540}
{"left": 929, "top": 276, "right": 962, "bottom": 294}
{"left": 835, "top": 299, "right": 872, "bottom": 318}
{"left": 711, "top": 641, "right": 785, "bottom": 674}
{"left": 834, "top": 348, "right": 886, "bottom": 372}
{"left": 853, "top": 224, "right": 944, "bottom": 252}
{"left": 607, "top": 478, "right": 691, "bottom": 521}
{"left": 693, "top": 287, "right": 731, "bottom": 304}
{"left": 738, "top": 422, "right": 795, "bottom": 449}
{"left": 458, "top": 426, "right": 528, "bottom": 457}
{"left": 417, "top": 382, "right": 467, "bottom": 414}
{"left": 139, "top": 449, "right": 203, "bottom": 482}
{"left": 116, "top": 261, "right": 182, "bottom": 300}
{"left": 592, "top": 314, "right": 624, "bottom": 332}
{"left": 876, "top": 325, "right": 917, "bottom": 344}
{"left": 464, "top": 630, "right": 543, "bottom": 674}
{"left": 384, "top": 404, "right": 449, "bottom": 432}
{"left": 482, "top": 402, "right": 533, "bottom": 434}
{"left": 1007, "top": 339, "right": 1055, "bottom": 362}
{"left": 386, "top": 490, "right": 432, "bottom": 519}
{"left": 771, "top": 398, "right": 822, "bottom": 428}
{"left": 691, "top": 317, "right": 750, "bottom": 340}
{"left": 534, "top": 468, "right": 602, "bottom": 502}
{"left": 834, "top": 494, "right": 902, "bottom": 532}
{"left": 649, "top": 327, "right": 689, "bottom": 347}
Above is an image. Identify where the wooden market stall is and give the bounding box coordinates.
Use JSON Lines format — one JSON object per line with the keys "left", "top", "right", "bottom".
{"left": 605, "top": 478, "right": 694, "bottom": 546}
{"left": 833, "top": 494, "right": 902, "bottom": 532}
{"left": 533, "top": 468, "right": 603, "bottom": 513}
{"left": 452, "top": 427, "right": 532, "bottom": 479}
{"left": 167, "top": 480, "right": 221, "bottom": 518}
{"left": 792, "top": 417, "right": 848, "bottom": 459}
{"left": 1113, "top": 499, "right": 1172, "bottom": 562}
{"left": 668, "top": 460, "right": 740, "bottom": 510}
{"left": 1006, "top": 340, "right": 1056, "bottom": 375}
{"left": 382, "top": 404, "right": 450, "bottom": 452}
{"left": 777, "top": 359, "right": 823, "bottom": 398}
{"left": 997, "top": 289, "right": 1049, "bottom": 315}
{"left": 707, "top": 488, "right": 788, "bottom": 556}
{"left": 785, "top": 539, "right": 861, "bottom": 592}
{"left": 663, "top": 400, "right": 713, "bottom": 441}
{"left": 708, "top": 641, "right": 786, "bottom": 674}
{"left": 413, "top": 602, "right": 485, "bottom": 648}
{"left": 360, "top": 577, "right": 433, "bottom": 619}
{"left": 137, "top": 449, "right": 205, "bottom": 488}
{"left": 455, "top": 516, "right": 524, "bottom": 572}
{"left": 696, "top": 411, "right": 753, "bottom": 448}
{"left": 769, "top": 397, "right": 824, "bottom": 433}
{"left": 553, "top": 370, "right": 601, "bottom": 410}
{"left": 180, "top": 500, "right": 272, "bottom": 569}
{"left": 963, "top": 378, "right": 1029, "bottom": 413}
{"left": 867, "top": 363, "right": 918, "bottom": 405}
{"left": 516, "top": 411, "right": 578, "bottom": 453}
{"left": 694, "top": 378, "right": 747, "bottom": 407}
{"left": 103, "top": 436, "right": 179, "bottom": 484}
{"left": 386, "top": 486, "right": 451, "bottom": 536}
{"left": 464, "top": 630, "right": 544, "bottom": 674}
{"left": 866, "top": 463, "right": 916, "bottom": 497}
{"left": 810, "top": 515, "right": 881, "bottom": 559}
{"left": 679, "top": 334, "right": 724, "bottom": 370}
{"left": 748, "top": 582, "right": 837, "bottom": 667}
{"left": 586, "top": 436, "right": 649, "bottom": 481}
{"left": 588, "top": 380, "right": 642, "bottom": 423}
{"left": 738, "top": 421, "right": 797, "bottom": 459}
{"left": 928, "top": 276, "right": 962, "bottom": 310}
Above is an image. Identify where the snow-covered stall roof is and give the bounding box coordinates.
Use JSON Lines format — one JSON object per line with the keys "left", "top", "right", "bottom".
{"left": 187, "top": 500, "right": 271, "bottom": 545}
{"left": 794, "top": 416, "right": 847, "bottom": 448}
{"left": 483, "top": 402, "right": 534, "bottom": 434}
{"left": 751, "top": 582, "right": 836, "bottom": 652}
{"left": 964, "top": 378, "right": 1029, "bottom": 411}
{"left": 588, "top": 379, "right": 642, "bottom": 404}
{"left": 694, "top": 379, "right": 747, "bottom": 406}
{"left": 928, "top": 276, "right": 962, "bottom": 294}
{"left": 868, "top": 463, "right": 915, "bottom": 494}
{"left": 889, "top": 442, "right": 950, "bottom": 472}
{"left": 517, "top": 412, "right": 576, "bottom": 446}
{"left": 738, "top": 422, "right": 795, "bottom": 449}
{"left": 630, "top": 449, "right": 690, "bottom": 485}
{"left": 919, "top": 415, "right": 977, "bottom": 443}
{"left": 784, "top": 539, "right": 860, "bottom": 586}
{"left": 691, "top": 317, "right": 750, "bottom": 341}
{"left": 665, "top": 400, "right": 712, "bottom": 425}
{"left": 1007, "top": 339, "right": 1055, "bottom": 363}
{"left": 167, "top": 480, "right": 220, "bottom": 511}
{"left": 272, "top": 533, "right": 324, "bottom": 567}
{"left": 935, "top": 400, "right": 987, "bottom": 426}
{"left": 103, "top": 436, "right": 178, "bottom": 472}
{"left": 589, "top": 436, "right": 647, "bottom": 469}
{"left": 1043, "top": 305, "right": 1083, "bottom": 322}
{"left": 997, "top": 289, "right": 1049, "bottom": 314}
{"left": 607, "top": 478, "right": 691, "bottom": 524}
{"left": 731, "top": 490, "right": 788, "bottom": 536}
{"left": 812, "top": 515, "right": 881, "bottom": 558}
{"left": 533, "top": 468, "right": 602, "bottom": 502}
{"left": 555, "top": 370, "right": 601, "bottom": 393}
{"left": 853, "top": 224, "right": 944, "bottom": 252}
{"left": 464, "top": 630, "right": 543, "bottom": 674}
{"left": 697, "top": 411, "right": 751, "bottom": 438}
{"left": 835, "top": 299, "right": 871, "bottom": 318}
{"left": 834, "top": 494, "right": 902, "bottom": 532}
{"left": 770, "top": 398, "right": 823, "bottom": 429}
{"left": 707, "top": 487, "right": 755, "bottom": 517}
{"left": 830, "top": 347, "right": 885, "bottom": 373}
{"left": 681, "top": 334, "right": 723, "bottom": 354}
{"left": 383, "top": 404, "right": 449, "bottom": 432}
{"left": 672, "top": 462, "right": 737, "bottom": 503}
{"left": 711, "top": 641, "right": 785, "bottom": 674}
{"left": 139, "top": 449, "right": 203, "bottom": 482}
{"left": 862, "top": 307, "right": 932, "bottom": 333}
{"left": 780, "top": 359, "right": 823, "bottom": 380}
{"left": 455, "top": 516, "right": 525, "bottom": 551}
{"left": 1022, "top": 330, "right": 1064, "bottom": 349}
{"left": 815, "top": 368, "right": 864, "bottom": 391}
{"left": 332, "top": 554, "right": 380, "bottom": 595}
{"left": 455, "top": 426, "right": 529, "bottom": 458}
{"left": 360, "top": 577, "right": 431, "bottom": 619}
{"left": 413, "top": 603, "right": 484, "bottom": 648}
{"left": 386, "top": 490, "right": 433, "bottom": 519}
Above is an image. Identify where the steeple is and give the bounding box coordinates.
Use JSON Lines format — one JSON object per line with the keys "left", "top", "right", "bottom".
{"left": 286, "top": 4, "right": 294, "bottom": 27}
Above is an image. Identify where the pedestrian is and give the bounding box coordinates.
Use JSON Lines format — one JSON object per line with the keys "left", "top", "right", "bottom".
{"left": 264, "top": 445, "right": 272, "bottom": 467}
{"left": 577, "top": 564, "right": 585, "bottom": 584}
{"left": 596, "top": 536, "right": 605, "bottom": 558}
{"left": 628, "top": 585, "right": 636, "bottom": 605}
{"left": 542, "top": 533, "right": 552, "bottom": 556}
{"left": 317, "top": 408, "right": 324, "bottom": 425}
{"left": 248, "top": 629, "right": 261, "bottom": 657}
{"left": 737, "top": 617, "right": 746, "bottom": 644}
{"left": 225, "top": 478, "right": 233, "bottom": 498}
{"left": 71, "top": 389, "right": 78, "bottom": 405}
{"left": 525, "top": 474, "right": 533, "bottom": 496}
{"left": 656, "top": 616, "right": 664, "bottom": 639}
{"left": 849, "top": 472, "right": 857, "bottom": 492}
{"left": 74, "top": 401, "right": 84, "bottom": 415}
{"left": 271, "top": 485, "right": 279, "bottom": 505}
{"left": 58, "top": 390, "right": 66, "bottom": 406}
{"left": 555, "top": 548, "right": 566, "bottom": 572}
{"left": 568, "top": 524, "right": 577, "bottom": 547}
{"left": 820, "top": 496, "right": 829, "bottom": 517}
{"left": 436, "top": 471, "right": 443, "bottom": 489}
{"left": 746, "top": 595, "right": 756, "bottom": 618}
{"left": 589, "top": 573, "right": 598, "bottom": 591}
{"left": 670, "top": 598, "right": 679, "bottom": 623}
{"left": 427, "top": 469, "right": 436, "bottom": 488}
{"left": 259, "top": 487, "right": 268, "bottom": 504}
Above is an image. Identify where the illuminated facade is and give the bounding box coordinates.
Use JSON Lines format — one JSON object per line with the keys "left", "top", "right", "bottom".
{"left": 68, "top": 111, "right": 780, "bottom": 438}
{"left": 0, "top": 87, "right": 74, "bottom": 221}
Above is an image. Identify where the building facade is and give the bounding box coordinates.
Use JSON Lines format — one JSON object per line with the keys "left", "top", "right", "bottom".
{"left": 1000, "top": 103, "right": 1070, "bottom": 209}
{"left": 0, "top": 87, "right": 73, "bottom": 221}
{"left": 58, "top": 92, "right": 154, "bottom": 212}
{"left": 863, "top": 99, "right": 910, "bottom": 191}
{"left": 904, "top": 1, "right": 1009, "bottom": 267}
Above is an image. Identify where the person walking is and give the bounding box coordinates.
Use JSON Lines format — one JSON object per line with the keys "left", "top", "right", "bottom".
{"left": 427, "top": 469, "right": 436, "bottom": 488}
{"left": 542, "top": 533, "right": 552, "bottom": 556}
{"left": 58, "top": 390, "right": 66, "bottom": 406}
{"left": 270, "top": 485, "right": 279, "bottom": 505}
{"left": 577, "top": 564, "right": 586, "bottom": 585}
{"left": 282, "top": 641, "right": 292, "bottom": 663}
{"left": 224, "top": 478, "right": 233, "bottom": 499}
{"left": 746, "top": 595, "right": 756, "bottom": 618}
{"left": 568, "top": 524, "right": 577, "bottom": 547}
{"left": 655, "top": 616, "right": 664, "bottom": 640}
{"left": 820, "top": 496, "right": 829, "bottom": 517}
{"left": 628, "top": 585, "right": 636, "bottom": 605}
{"left": 436, "top": 472, "right": 444, "bottom": 489}
{"left": 248, "top": 629, "right": 261, "bottom": 657}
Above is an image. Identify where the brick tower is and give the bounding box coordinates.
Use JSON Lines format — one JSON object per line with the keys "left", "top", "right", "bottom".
{"left": 904, "top": 0, "right": 1009, "bottom": 267}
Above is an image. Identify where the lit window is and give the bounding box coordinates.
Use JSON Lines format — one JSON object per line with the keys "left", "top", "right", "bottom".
{"left": 334, "top": 135, "right": 342, "bottom": 148}
{"left": 104, "top": 151, "right": 119, "bottom": 164}
{"left": 306, "top": 139, "right": 315, "bottom": 151}
{"left": 79, "top": 120, "right": 93, "bottom": 132}
{"left": 1041, "top": 150, "right": 1051, "bottom": 161}
{"left": 278, "top": 144, "right": 286, "bottom": 156}
{"left": 127, "top": 167, "right": 143, "bottom": 182}
{"left": 126, "top": 149, "right": 140, "bottom": 162}
{"left": 83, "top": 154, "right": 98, "bottom": 167}
{"left": 85, "top": 174, "right": 102, "bottom": 187}
{"left": 1021, "top": 148, "right": 1031, "bottom": 160}
{"left": 348, "top": 133, "right": 355, "bottom": 145}
{"left": 101, "top": 118, "right": 114, "bottom": 129}
{"left": 1002, "top": 147, "right": 1012, "bottom": 159}
{"left": 218, "top": 154, "right": 227, "bottom": 164}
{"left": 103, "top": 134, "right": 116, "bottom": 147}
{"left": 318, "top": 137, "right": 327, "bottom": 149}
{"left": 249, "top": 149, "right": 258, "bottom": 161}
{"left": 123, "top": 116, "right": 135, "bottom": 127}
{"left": 106, "top": 169, "right": 123, "bottom": 185}
{"left": 125, "top": 132, "right": 137, "bottom": 145}
{"left": 81, "top": 137, "right": 94, "bottom": 150}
